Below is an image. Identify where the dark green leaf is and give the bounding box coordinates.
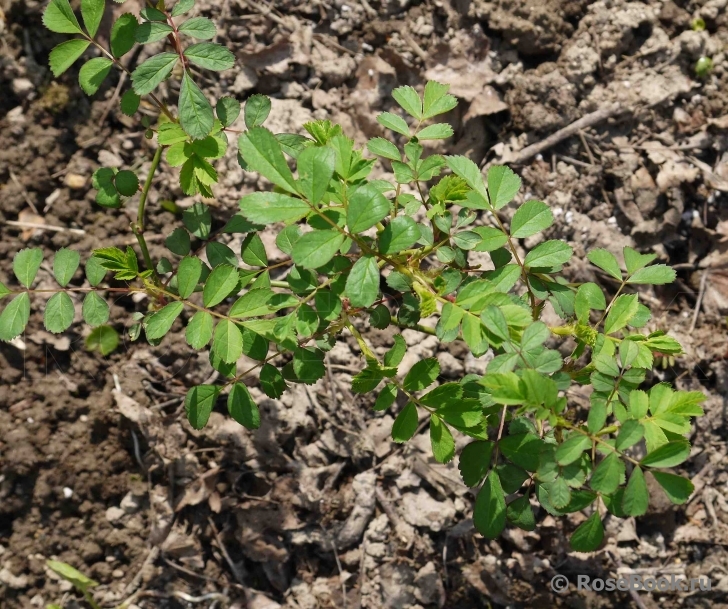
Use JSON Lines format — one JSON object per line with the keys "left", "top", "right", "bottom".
{"left": 186, "top": 311, "right": 214, "bottom": 349}
{"left": 622, "top": 466, "right": 649, "bottom": 516}
{"left": 458, "top": 440, "right": 494, "bottom": 487}
{"left": 640, "top": 441, "right": 691, "bottom": 468}
{"left": 82, "top": 291, "right": 109, "bottom": 327}
{"left": 430, "top": 415, "right": 455, "bottom": 463}
{"left": 379, "top": 216, "right": 419, "bottom": 254}
{"left": 487, "top": 165, "right": 521, "bottom": 210}
{"left": 203, "top": 264, "right": 239, "bottom": 307}
{"left": 52, "top": 248, "right": 80, "bottom": 287}
{"left": 178, "top": 17, "right": 216, "bottom": 39}
{"left": 110, "top": 13, "right": 138, "bottom": 57}
{"left": 244, "top": 94, "right": 272, "bottom": 129}
{"left": 590, "top": 452, "right": 625, "bottom": 494}
{"left": 238, "top": 127, "right": 297, "bottom": 194}
{"left": 510, "top": 200, "right": 553, "bottom": 238}
{"left": 179, "top": 72, "right": 214, "bottom": 140}
{"left": 183, "top": 202, "right": 212, "bottom": 238}
{"left": 473, "top": 471, "right": 506, "bottom": 538}
{"left": 403, "top": 358, "right": 439, "bottom": 392}
{"left": 228, "top": 383, "right": 260, "bottom": 429}
{"left": 296, "top": 146, "right": 336, "bottom": 205}
{"left": 291, "top": 230, "right": 344, "bottom": 269}
{"left": 347, "top": 184, "right": 390, "bottom": 233}
{"left": 135, "top": 21, "right": 173, "bottom": 43}
{"left": 13, "top": 248, "right": 43, "bottom": 288}
{"left": 569, "top": 512, "right": 604, "bottom": 552}
{"left": 391, "top": 402, "right": 419, "bottom": 443}
{"left": 524, "top": 240, "right": 573, "bottom": 268}
{"left": 651, "top": 471, "right": 694, "bottom": 504}
{"left": 185, "top": 384, "right": 220, "bottom": 429}
{"left": 131, "top": 53, "right": 178, "bottom": 96}
{"left": 85, "top": 325, "right": 119, "bottom": 356}
{"left": 79, "top": 57, "right": 112, "bottom": 95}
{"left": 555, "top": 434, "right": 591, "bottom": 466}
{"left": 184, "top": 42, "right": 235, "bottom": 71}
{"left": 0, "top": 293, "right": 31, "bottom": 341}
{"left": 114, "top": 170, "right": 139, "bottom": 196}
{"left": 146, "top": 302, "right": 184, "bottom": 340}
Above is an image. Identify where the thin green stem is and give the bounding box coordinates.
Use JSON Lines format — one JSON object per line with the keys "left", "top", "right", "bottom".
{"left": 132, "top": 146, "right": 164, "bottom": 283}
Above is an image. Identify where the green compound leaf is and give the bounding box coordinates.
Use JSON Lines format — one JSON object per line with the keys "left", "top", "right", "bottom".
{"left": 238, "top": 127, "right": 298, "bottom": 194}
{"left": 604, "top": 294, "right": 639, "bottom": 335}
{"left": 179, "top": 72, "right": 215, "bottom": 140}
{"left": 379, "top": 216, "right": 420, "bottom": 254}
{"left": 391, "top": 402, "right": 419, "bottom": 443}
{"left": 430, "top": 415, "right": 455, "bottom": 463}
{"left": 347, "top": 184, "right": 390, "bottom": 233}
{"left": 183, "top": 42, "right": 235, "bottom": 71}
{"left": 640, "top": 441, "right": 691, "bottom": 468}
{"left": 110, "top": 13, "right": 138, "bottom": 58}
{"left": 260, "top": 363, "right": 287, "bottom": 399}
{"left": 244, "top": 94, "right": 272, "bottom": 129}
{"left": 291, "top": 230, "right": 344, "bottom": 269}
{"left": 186, "top": 311, "right": 214, "bottom": 349}
{"left": 185, "top": 384, "right": 220, "bottom": 430}
{"left": 81, "top": 0, "right": 104, "bottom": 37}
{"left": 216, "top": 96, "right": 241, "bottom": 127}
{"left": 487, "top": 165, "right": 521, "bottom": 210}
{"left": 213, "top": 319, "right": 243, "bottom": 363}
{"left": 114, "top": 170, "right": 139, "bottom": 196}
{"left": 627, "top": 264, "right": 676, "bottom": 285}
{"left": 459, "top": 440, "right": 494, "bottom": 487}
{"left": 569, "top": 512, "right": 604, "bottom": 552}
{"left": 392, "top": 85, "right": 422, "bottom": 120}
{"left": 82, "top": 291, "right": 109, "bottom": 327}
{"left": 146, "top": 302, "right": 184, "bottom": 340}
{"left": 203, "top": 264, "right": 239, "bottom": 307}
{"left": 177, "top": 256, "right": 202, "bottom": 299}
{"left": 85, "top": 325, "right": 119, "bottom": 356}
{"left": 622, "top": 466, "right": 649, "bottom": 517}
{"left": 587, "top": 248, "right": 622, "bottom": 281}
{"left": 14, "top": 248, "right": 43, "bottom": 288}
{"left": 510, "top": 200, "right": 553, "bottom": 239}
{"left": 135, "top": 21, "right": 174, "bottom": 44}
{"left": 345, "top": 255, "right": 380, "bottom": 308}
{"left": 589, "top": 452, "right": 625, "bottom": 494}
{"left": 79, "top": 57, "right": 113, "bottom": 95}
{"left": 474, "top": 471, "right": 506, "bottom": 539}
{"left": 524, "top": 240, "right": 573, "bottom": 269}
{"left": 403, "top": 358, "right": 439, "bottom": 392}
{"left": 132, "top": 53, "right": 178, "bottom": 96}
{"left": 377, "top": 112, "right": 410, "bottom": 137}
{"left": 0, "top": 293, "right": 31, "bottom": 341}
{"left": 178, "top": 17, "right": 216, "bottom": 40}
{"left": 43, "top": 0, "right": 83, "bottom": 34}
{"left": 228, "top": 382, "right": 261, "bottom": 429}
{"left": 44, "top": 292, "right": 75, "bottom": 334}
{"left": 651, "top": 471, "right": 694, "bottom": 504}
{"left": 49, "top": 39, "right": 90, "bottom": 77}
{"left": 296, "top": 146, "right": 336, "bottom": 206}
{"left": 120, "top": 89, "right": 141, "bottom": 115}
{"left": 53, "top": 248, "right": 80, "bottom": 287}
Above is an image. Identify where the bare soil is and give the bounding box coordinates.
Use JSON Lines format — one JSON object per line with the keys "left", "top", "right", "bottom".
{"left": 1, "top": 0, "right": 728, "bottom": 608}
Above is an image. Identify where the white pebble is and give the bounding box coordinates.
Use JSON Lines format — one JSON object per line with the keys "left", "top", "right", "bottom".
{"left": 565, "top": 211, "right": 574, "bottom": 224}
{"left": 26, "top": 417, "right": 34, "bottom": 424}
{"left": 62, "top": 487, "right": 73, "bottom": 499}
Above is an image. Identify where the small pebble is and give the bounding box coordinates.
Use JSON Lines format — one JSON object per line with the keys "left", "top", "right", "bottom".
{"left": 62, "top": 487, "right": 73, "bottom": 499}
{"left": 65, "top": 173, "right": 86, "bottom": 190}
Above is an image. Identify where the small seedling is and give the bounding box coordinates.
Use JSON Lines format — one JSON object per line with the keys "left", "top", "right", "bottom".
{"left": 695, "top": 56, "right": 714, "bottom": 78}
{"left": 0, "top": 0, "right": 705, "bottom": 558}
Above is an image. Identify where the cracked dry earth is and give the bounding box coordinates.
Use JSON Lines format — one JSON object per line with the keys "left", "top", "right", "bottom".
{"left": 2, "top": 0, "right": 728, "bottom": 607}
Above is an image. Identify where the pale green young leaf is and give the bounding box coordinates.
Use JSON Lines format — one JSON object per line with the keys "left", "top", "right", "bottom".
{"left": 120, "top": 89, "right": 141, "bottom": 115}
{"left": 0, "top": 283, "right": 10, "bottom": 299}
{"left": 53, "top": 248, "right": 80, "bottom": 287}
{"left": 44, "top": 292, "right": 75, "bottom": 333}
{"left": 622, "top": 467, "right": 649, "bottom": 517}
{"left": 392, "top": 85, "right": 422, "bottom": 119}
{"left": 520, "top": 321, "right": 550, "bottom": 351}
{"left": 587, "top": 248, "right": 622, "bottom": 280}
{"left": 131, "top": 53, "right": 178, "bottom": 95}
{"left": 347, "top": 184, "right": 390, "bottom": 233}
{"left": 213, "top": 319, "right": 243, "bottom": 363}
{"left": 81, "top": 0, "right": 104, "bottom": 37}
{"left": 391, "top": 402, "right": 419, "bottom": 443}
{"left": 238, "top": 127, "right": 298, "bottom": 193}
{"left": 43, "top": 0, "right": 83, "bottom": 34}
{"left": 79, "top": 57, "right": 112, "bottom": 95}
{"left": 628, "top": 389, "right": 649, "bottom": 419}
{"left": 627, "top": 264, "right": 676, "bottom": 285}
{"left": 593, "top": 352, "right": 619, "bottom": 377}
{"left": 13, "top": 248, "right": 43, "bottom": 288}
{"left": 82, "top": 292, "right": 109, "bottom": 327}
{"left": 472, "top": 226, "right": 508, "bottom": 252}
{"left": 185, "top": 384, "right": 220, "bottom": 429}
{"left": 555, "top": 434, "right": 591, "bottom": 466}
{"left": 459, "top": 440, "right": 494, "bottom": 487}
{"left": 85, "top": 325, "right": 119, "bottom": 356}
{"left": 379, "top": 216, "right": 420, "bottom": 254}
{"left": 640, "top": 441, "right": 691, "bottom": 468}
{"left": 623, "top": 246, "right": 656, "bottom": 275}
{"left": 179, "top": 72, "right": 214, "bottom": 140}
{"left": 244, "top": 94, "right": 272, "bottom": 129}
{"left": 186, "top": 311, "right": 214, "bottom": 349}
{"left": 238, "top": 192, "right": 310, "bottom": 225}
{"left": 177, "top": 256, "right": 202, "bottom": 299}
{"left": 604, "top": 294, "right": 639, "bottom": 335}
{"left": 216, "top": 96, "right": 240, "bottom": 127}
{"left": 49, "top": 39, "right": 90, "bottom": 77}
{"left": 367, "top": 137, "right": 400, "bottom": 161}
{"left": 524, "top": 240, "right": 573, "bottom": 268}
{"left": 203, "top": 264, "right": 239, "bottom": 307}
{"left": 487, "top": 166, "right": 521, "bottom": 210}
{"left": 430, "top": 415, "right": 455, "bottom": 463}
{"left": 0, "top": 293, "right": 31, "bottom": 341}
{"left": 110, "top": 13, "right": 138, "bottom": 58}
{"left": 146, "top": 302, "right": 184, "bottom": 340}
{"left": 178, "top": 17, "right": 216, "bottom": 39}
{"left": 575, "top": 282, "right": 606, "bottom": 320}
{"left": 651, "top": 471, "right": 694, "bottom": 504}
{"left": 296, "top": 146, "right": 336, "bottom": 205}
{"left": 417, "top": 123, "right": 454, "bottom": 140}
{"left": 135, "top": 21, "right": 173, "bottom": 43}
{"left": 291, "top": 230, "right": 344, "bottom": 269}
{"left": 569, "top": 512, "right": 604, "bottom": 552}
{"left": 171, "top": 0, "right": 195, "bottom": 17}
{"left": 403, "top": 358, "right": 439, "bottom": 392}
{"left": 481, "top": 305, "right": 509, "bottom": 341}
{"left": 184, "top": 42, "right": 235, "bottom": 71}
{"left": 228, "top": 382, "right": 261, "bottom": 429}
{"left": 510, "top": 200, "right": 552, "bottom": 238}
{"left": 590, "top": 452, "right": 625, "bottom": 494}
{"left": 46, "top": 560, "right": 98, "bottom": 592}
{"left": 445, "top": 156, "right": 488, "bottom": 201}
{"left": 422, "top": 81, "right": 457, "bottom": 119}
{"left": 474, "top": 471, "right": 506, "bottom": 538}
{"left": 376, "top": 112, "right": 410, "bottom": 136}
